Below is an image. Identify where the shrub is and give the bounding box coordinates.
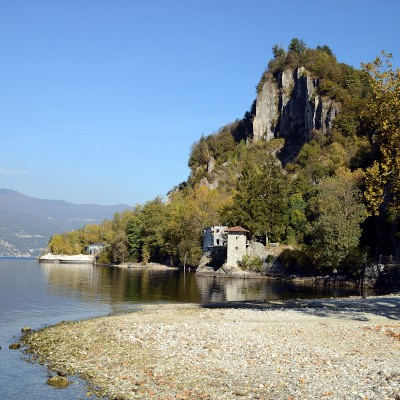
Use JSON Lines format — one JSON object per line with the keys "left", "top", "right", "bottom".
{"left": 339, "top": 247, "right": 365, "bottom": 277}
{"left": 278, "top": 248, "right": 313, "bottom": 273}
{"left": 265, "top": 254, "right": 274, "bottom": 263}
{"left": 318, "top": 79, "right": 335, "bottom": 95}
{"left": 238, "top": 255, "right": 263, "bottom": 272}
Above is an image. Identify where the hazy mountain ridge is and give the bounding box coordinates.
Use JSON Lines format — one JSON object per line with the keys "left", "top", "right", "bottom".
{"left": 0, "top": 189, "right": 131, "bottom": 257}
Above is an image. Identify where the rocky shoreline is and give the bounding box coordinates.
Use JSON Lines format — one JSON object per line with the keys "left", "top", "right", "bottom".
{"left": 195, "top": 263, "right": 363, "bottom": 290}
{"left": 196, "top": 261, "right": 400, "bottom": 291}
{"left": 20, "top": 295, "right": 400, "bottom": 400}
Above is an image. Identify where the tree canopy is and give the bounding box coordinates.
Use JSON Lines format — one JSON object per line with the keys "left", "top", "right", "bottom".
{"left": 223, "top": 156, "right": 288, "bottom": 241}
{"left": 288, "top": 38, "right": 306, "bottom": 54}
{"left": 362, "top": 52, "right": 400, "bottom": 216}
{"left": 309, "top": 168, "right": 366, "bottom": 271}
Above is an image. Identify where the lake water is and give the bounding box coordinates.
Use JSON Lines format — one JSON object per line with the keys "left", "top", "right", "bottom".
{"left": 0, "top": 258, "right": 382, "bottom": 399}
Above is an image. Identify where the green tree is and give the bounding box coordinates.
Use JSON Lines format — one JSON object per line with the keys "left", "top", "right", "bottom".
{"left": 295, "top": 140, "right": 330, "bottom": 183}
{"left": 105, "top": 210, "right": 136, "bottom": 263}
{"left": 188, "top": 135, "right": 209, "bottom": 169}
{"left": 126, "top": 214, "right": 143, "bottom": 262}
{"left": 140, "top": 197, "right": 169, "bottom": 263}
{"left": 207, "top": 129, "right": 236, "bottom": 161}
{"left": 309, "top": 168, "right": 366, "bottom": 271}
{"left": 272, "top": 44, "right": 285, "bottom": 59}
{"left": 284, "top": 193, "right": 307, "bottom": 243}
{"left": 224, "top": 156, "right": 288, "bottom": 241}
{"left": 110, "top": 231, "right": 129, "bottom": 263}
{"left": 316, "top": 45, "right": 334, "bottom": 58}
{"left": 344, "top": 67, "right": 360, "bottom": 89}
{"left": 288, "top": 38, "right": 306, "bottom": 54}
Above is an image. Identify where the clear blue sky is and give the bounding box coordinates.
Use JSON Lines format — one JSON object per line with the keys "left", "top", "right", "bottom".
{"left": 1, "top": 0, "right": 399, "bottom": 206}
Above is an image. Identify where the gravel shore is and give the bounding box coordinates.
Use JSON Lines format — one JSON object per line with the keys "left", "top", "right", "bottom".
{"left": 21, "top": 295, "right": 400, "bottom": 400}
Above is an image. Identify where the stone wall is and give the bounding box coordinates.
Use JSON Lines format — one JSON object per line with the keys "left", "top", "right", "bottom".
{"left": 246, "top": 241, "right": 269, "bottom": 259}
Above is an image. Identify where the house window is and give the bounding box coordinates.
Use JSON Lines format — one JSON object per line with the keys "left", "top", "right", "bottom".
{"left": 216, "top": 239, "right": 220, "bottom": 245}
{"left": 235, "top": 246, "right": 238, "bottom": 250}
{"left": 216, "top": 229, "right": 220, "bottom": 233}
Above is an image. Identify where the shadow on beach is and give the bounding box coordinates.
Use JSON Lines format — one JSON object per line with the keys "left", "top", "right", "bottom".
{"left": 201, "top": 295, "right": 400, "bottom": 321}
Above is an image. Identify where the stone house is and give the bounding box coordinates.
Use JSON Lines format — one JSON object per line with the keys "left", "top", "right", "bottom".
{"left": 203, "top": 226, "right": 228, "bottom": 253}
{"left": 202, "top": 225, "right": 269, "bottom": 269}
{"left": 225, "top": 226, "right": 250, "bottom": 267}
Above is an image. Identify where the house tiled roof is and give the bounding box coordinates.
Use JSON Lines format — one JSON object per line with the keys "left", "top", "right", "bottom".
{"left": 225, "top": 226, "right": 250, "bottom": 233}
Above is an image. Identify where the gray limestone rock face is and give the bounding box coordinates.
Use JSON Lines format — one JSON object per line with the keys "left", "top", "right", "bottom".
{"left": 198, "top": 176, "right": 219, "bottom": 190}
{"left": 252, "top": 67, "right": 339, "bottom": 151}
{"left": 253, "top": 80, "right": 278, "bottom": 142}
{"left": 207, "top": 156, "right": 215, "bottom": 173}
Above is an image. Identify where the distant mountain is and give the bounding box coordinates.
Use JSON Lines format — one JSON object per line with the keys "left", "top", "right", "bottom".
{"left": 0, "top": 189, "right": 131, "bottom": 257}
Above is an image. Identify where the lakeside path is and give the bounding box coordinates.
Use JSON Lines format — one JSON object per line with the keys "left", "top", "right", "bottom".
{"left": 22, "top": 295, "right": 400, "bottom": 400}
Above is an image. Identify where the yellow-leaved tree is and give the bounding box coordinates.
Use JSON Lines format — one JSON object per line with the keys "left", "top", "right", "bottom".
{"left": 166, "top": 185, "right": 230, "bottom": 266}
{"left": 362, "top": 52, "right": 400, "bottom": 215}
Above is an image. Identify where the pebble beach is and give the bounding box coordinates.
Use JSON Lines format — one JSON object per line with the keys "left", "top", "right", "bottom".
{"left": 21, "top": 295, "right": 400, "bottom": 400}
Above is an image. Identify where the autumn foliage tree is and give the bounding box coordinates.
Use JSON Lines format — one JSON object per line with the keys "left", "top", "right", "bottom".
{"left": 166, "top": 185, "right": 229, "bottom": 266}
{"left": 362, "top": 52, "right": 400, "bottom": 216}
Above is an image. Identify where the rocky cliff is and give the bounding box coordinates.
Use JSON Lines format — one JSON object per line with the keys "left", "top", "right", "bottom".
{"left": 253, "top": 67, "right": 339, "bottom": 162}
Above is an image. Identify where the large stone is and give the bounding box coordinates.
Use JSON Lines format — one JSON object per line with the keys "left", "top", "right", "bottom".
{"left": 46, "top": 375, "right": 69, "bottom": 388}
{"left": 55, "top": 367, "right": 68, "bottom": 377}
{"left": 207, "top": 156, "right": 215, "bottom": 173}
{"left": 9, "top": 343, "right": 20, "bottom": 349}
{"left": 114, "top": 394, "right": 127, "bottom": 400}
{"left": 198, "top": 176, "right": 219, "bottom": 190}
{"left": 21, "top": 326, "right": 31, "bottom": 333}
{"left": 134, "top": 376, "right": 147, "bottom": 385}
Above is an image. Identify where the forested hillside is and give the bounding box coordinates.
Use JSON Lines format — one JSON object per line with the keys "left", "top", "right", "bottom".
{"left": 47, "top": 39, "right": 400, "bottom": 275}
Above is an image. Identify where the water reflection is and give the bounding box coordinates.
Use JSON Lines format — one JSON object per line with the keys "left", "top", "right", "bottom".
{"left": 195, "top": 275, "right": 370, "bottom": 303}
{"left": 40, "top": 264, "right": 204, "bottom": 306}
{"left": 195, "top": 276, "right": 266, "bottom": 302}
{"left": 39, "top": 263, "right": 370, "bottom": 306}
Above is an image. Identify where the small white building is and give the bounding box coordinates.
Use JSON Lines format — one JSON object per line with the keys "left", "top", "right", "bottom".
{"left": 225, "top": 226, "right": 250, "bottom": 267}
{"left": 203, "top": 226, "right": 228, "bottom": 253}
{"left": 85, "top": 243, "right": 105, "bottom": 255}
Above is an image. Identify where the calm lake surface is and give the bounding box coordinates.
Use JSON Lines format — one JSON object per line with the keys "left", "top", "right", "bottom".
{"left": 0, "top": 258, "right": 383, "bottom": 399}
